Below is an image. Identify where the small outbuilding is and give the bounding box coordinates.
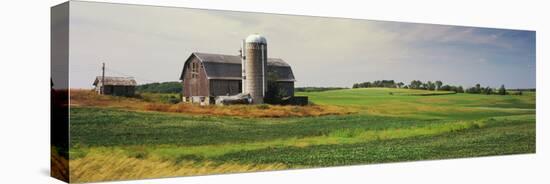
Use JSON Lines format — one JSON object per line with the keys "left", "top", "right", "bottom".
{"left": 93, "top": 76, "right": 137, "bottom": 96}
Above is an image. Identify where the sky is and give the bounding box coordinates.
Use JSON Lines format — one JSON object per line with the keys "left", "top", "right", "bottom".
{"left": 65, "top": 1, "right": 536, "bottom": 89}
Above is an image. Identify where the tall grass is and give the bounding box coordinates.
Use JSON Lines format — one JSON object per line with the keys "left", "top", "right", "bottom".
{"left": 70, "top": 89, "right": 356, "bottom": 118}
{"left": 70, "top": 151, "right": 287, "bottom": 183}
{"left": 143, "top": 103, "right": 354, "bottom": 118}
{"left": 51, "top": 147, "right": 69, "bottom": 182}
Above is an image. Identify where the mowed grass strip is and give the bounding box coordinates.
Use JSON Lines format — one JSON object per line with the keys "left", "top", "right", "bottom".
{"left": 215, "top": 120, "right": 535, "bottom": 166}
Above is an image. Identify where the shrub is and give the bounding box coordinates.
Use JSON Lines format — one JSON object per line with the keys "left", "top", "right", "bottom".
{"left": 168, "top": 96, "right": 180, "bottom": 104}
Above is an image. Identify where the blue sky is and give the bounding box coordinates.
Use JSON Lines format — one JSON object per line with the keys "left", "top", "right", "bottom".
{"left": 66, "top": 1, "right": 536, "bottom": 89}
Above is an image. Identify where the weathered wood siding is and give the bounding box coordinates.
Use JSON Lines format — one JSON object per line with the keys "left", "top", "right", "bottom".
{"left": 210, "top": 80, "right": 242, "bottom": 96}
{"left": 102, "top": 85, "right": 135, "bottom": 96}
{"left": 275, "top": 81, "right": 294, "bottom": 97}
{"left": 182, "top": 56, "right": 209, "bottom": 97}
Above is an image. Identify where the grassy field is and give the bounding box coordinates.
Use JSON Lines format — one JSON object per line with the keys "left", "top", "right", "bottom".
{"left": 68, "top": 88, "right": 535, "bottom": 182}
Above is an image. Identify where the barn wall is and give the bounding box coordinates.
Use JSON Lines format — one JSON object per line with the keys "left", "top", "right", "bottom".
{"left": 183, "top": 56, "right": 209, "bottom": 98}
{"left": 113, "top": 86, "right": 125, "bottom": 96}
{"left": 104, "top": 85, "right": 135, "bottom": 96}
{"left": 276, "top": 81, "right": 294, "bottom": 97}
{"left": 210, "top": 80, "right": 242, "bottom": 96}
{"left": 126, "top": 86, "right": 135, "bottom": 96}
{"left": 103, "top": 86, "right": 113, "bottom": 95}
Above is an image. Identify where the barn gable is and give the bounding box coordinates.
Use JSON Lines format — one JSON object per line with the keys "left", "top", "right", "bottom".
{"left": 179, "top": 52, "right": 295, "bottom": 82}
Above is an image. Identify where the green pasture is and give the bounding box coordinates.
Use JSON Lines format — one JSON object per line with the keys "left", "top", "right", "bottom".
{"left": 69, "top": 88, "right": 536, "bottom": 168}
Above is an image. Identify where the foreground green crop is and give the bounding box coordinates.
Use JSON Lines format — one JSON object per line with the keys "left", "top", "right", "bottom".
{"left": 68, "top": 88, "right": 536, "bottom": 182}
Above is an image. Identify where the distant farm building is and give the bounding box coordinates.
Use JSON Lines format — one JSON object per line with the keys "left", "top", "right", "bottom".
{"left": 93, "top": 76, "right": 137, "bottom": 96}
{"left": 179, "top": 34, "right": 305, "bottom": 105}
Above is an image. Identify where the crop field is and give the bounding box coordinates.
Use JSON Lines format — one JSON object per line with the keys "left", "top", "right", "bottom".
{"left": 68, "top": 88, "right": 535, "bottom": 182}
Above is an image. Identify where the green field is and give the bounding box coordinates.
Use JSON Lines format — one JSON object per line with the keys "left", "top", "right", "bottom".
{"left": 68, "top": 88, "right": 536, "bottom": 182}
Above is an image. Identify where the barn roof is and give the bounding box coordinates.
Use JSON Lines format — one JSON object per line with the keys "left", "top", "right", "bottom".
{"left": 93, "top": 76, "right": 137, "bottom": 86}
{"left": 180, "top": 52, "right": 295, "bottom": 82}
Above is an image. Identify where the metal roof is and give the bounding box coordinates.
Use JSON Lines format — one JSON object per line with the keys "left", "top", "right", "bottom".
{"left": 180, "top": 52, "right": 295, "bottom": 82}
{"left": 93, "top": 76, "right": 137, "bottom": 86}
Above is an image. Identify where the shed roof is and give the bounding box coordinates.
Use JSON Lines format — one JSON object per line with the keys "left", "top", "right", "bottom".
{"left": 180, "top": 52, "right": 295, "bottom": 82}
{"left": 93, "top": 76, "right": 137, "bottom": 86}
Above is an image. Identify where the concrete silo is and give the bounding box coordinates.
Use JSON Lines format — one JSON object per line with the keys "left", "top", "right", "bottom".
{"left": 244, "top": 34, "right": 267, "bottom": 104}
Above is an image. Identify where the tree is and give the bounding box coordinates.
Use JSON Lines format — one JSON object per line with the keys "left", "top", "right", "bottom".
{"left": 435, "top": 81, "right": 443, "bottom": 91}
{"left": 483, "top": 86, "right": 493, "bottom": 95}
{"left": 450, "top": 86, "right": 458, "bottom": 93}
{"left": 420, "top": 83, "right": 427, "bottom": 89}
{"left": 426, "top": 81, "right": 436, "bottom": 91}
{"left": 384, "top": 80, "right": 396, "bottom": 88}
{"left": 364, "top": 82, "right": 372, "bottom": 88}
{"left": 475, "top": 84, "right": 481, "bottom": 93}
{"left": 498, "top": 85, "right": 506, "bottom": 95}
{"left": 416, "top": 80, "right": 421, "bottom": 89}
{"left": 410, "top": 80, "right": 417, "bottom": 89}
{"left": 136, "top": 81, "right": 182, "bottom": 93}
{"left": 457, "top": 86, "right": 464, "bottom": 93}
{"left": 440, "top": 85, "right": 451, "bottom": 91}
{"left": 397, "top": 82, "right": 404, "bottom": 88}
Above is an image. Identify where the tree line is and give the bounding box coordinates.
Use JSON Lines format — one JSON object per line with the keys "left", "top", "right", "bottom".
{"left": 352, "top": 80, "right": 520, "bottom": 95}
{"left": 136, "top": 81, "right": 182, "bottom": 93}
{"left": 295, "top": 87, "right": 348, "bottom": 92}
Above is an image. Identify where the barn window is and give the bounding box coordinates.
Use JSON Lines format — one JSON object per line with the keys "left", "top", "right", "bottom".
{"left": 191, "top": 62, "right": 199, "bottom": 73}
{"left": 189, "top": 61, "right": 200, "bottom": 79}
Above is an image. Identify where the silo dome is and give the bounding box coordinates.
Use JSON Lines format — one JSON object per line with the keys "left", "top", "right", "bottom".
{"left": 245, "top": 34, "right": 267, "bottom": 44}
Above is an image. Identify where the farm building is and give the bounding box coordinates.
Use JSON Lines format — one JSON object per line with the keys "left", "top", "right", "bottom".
{"left": 179, "top": 34, "right": 301, "bottom": 105}
{"left": 179, "top": 52, "right": 296, "bottom": 105}
{"left": 93, "top": 76, "right": 137, "bottom": 96}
